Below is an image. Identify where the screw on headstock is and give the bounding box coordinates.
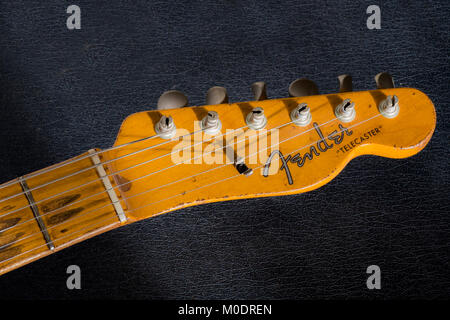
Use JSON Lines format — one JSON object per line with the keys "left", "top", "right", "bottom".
{"left": 155, "top": 115, "right": 177, "bottom": 139}
{"left": 246, "top": 107, "right": 267, "bottom": 130}
{"left": 335, "top": 98, "right": 356, "bottom": 123}
{"left": 378, "top": 95, "right": 400, "bottom": 118}
{"left": 290, "top": 103, "right": 312, "bottom": 126}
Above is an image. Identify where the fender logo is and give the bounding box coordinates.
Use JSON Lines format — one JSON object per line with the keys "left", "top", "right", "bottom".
{"left": 263, "top": 122, "right": 381, "bottom": 185}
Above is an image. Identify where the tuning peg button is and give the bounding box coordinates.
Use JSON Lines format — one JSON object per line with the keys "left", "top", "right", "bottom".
{"left": 375, "top": 72, "right": 395, "bottom": 89}
{"left": 251, "top": 81, "right": 267, "bottom": 101}
{"left": 206, "top": 86, "right": 228, "bottom": 105}
{"left": 338, "top": 74, "right": 353, "bottom": 92}
{"left": 157, "top": 90, "right": 188, "bottom": 110}
{"left": 288, "top": 78, "right": 319, "bottom": 97}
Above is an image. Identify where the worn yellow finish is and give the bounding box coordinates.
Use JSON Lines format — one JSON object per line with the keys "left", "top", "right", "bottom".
{"left": 0, "top": 153, "right": 120, "bottom": 275}
{"left": 109, "top": 88, "right": 435, "bottom": 222}
{"left": 0, "top": 88, "right": 436, "bottom": 276}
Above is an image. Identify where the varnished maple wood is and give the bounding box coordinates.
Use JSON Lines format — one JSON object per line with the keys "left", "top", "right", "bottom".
{"left": 0, "top": 87, "right": 436, "bottom": 276}
{"left": 0, "top": 152, "right": 121, "bottom": 275}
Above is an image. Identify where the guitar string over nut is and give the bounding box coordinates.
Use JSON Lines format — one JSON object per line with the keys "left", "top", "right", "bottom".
{"left": 155, "top": 115, "right": 177, "bottom": 139}
{"left": 378, "top": 95, "right": 400, "bottom": 118}
{"left": 335, "top": 98, "right": 356, "bottom": 123}
{"left": 201, "top": 111, "right": 222, "bottom": 135}
{"left": 246, "top": 107, "right": 267, "bottom": 130}
{"left": 290, "top": 103, "right": 312, "bottom": 126}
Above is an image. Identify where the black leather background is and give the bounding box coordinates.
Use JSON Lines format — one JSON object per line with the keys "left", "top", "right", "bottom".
{"left": 0, "top": 0, "right": 448, "bottom": 299}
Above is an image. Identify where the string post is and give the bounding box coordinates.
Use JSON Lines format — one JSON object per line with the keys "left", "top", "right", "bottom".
{"left": 378, "top": 95, "right": 400, "bottom": 118}
{"left": 246, "top": 107, "right": 267, "bottom": 130}
{"left": 335, "top": 98, "right": 356, "bottom": 123}
{"left": 201, "top": 111, "right": 222, "bottom": 135}
{"left": 155, "top": 115, "right": 177, "bottom": 139}
{"left": 291, "top": 103, "right": 312, "bottom": 126}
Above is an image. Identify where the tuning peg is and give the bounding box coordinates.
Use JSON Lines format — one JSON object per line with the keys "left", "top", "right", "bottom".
{"left": 335, "top": 98, "right": 356, "bottom": 123}
{"left": 155, "top": 115, "right": 177, "bottom": 139}
{"left": 157, "top": 90, "right": 188, "bottom": 110}
{"left": 251, "top": 81, "right": 267, "bottom": 100}
{"left": 375, "top": 72, "right": 395, "bottom": 89}
{"left": 338, "top": 74, "right": 353, "bottom": 92}
{"left": 288, "top": 78, "right": 319, "bottom": 97}
{"left": 206, "top": 86, "right": 228, "bottom": 105}
{"left": 246, "top": 107, "right": 267, "bottom": 130}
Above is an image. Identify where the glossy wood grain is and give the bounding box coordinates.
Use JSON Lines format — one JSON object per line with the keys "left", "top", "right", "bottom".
{"left": 0, "top": 152, "right": 121, "bottom": 275}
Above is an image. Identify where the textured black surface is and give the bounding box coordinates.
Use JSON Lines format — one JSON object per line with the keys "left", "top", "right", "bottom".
{"left": 0, "top": 0, "right": 449, "bottom": 299}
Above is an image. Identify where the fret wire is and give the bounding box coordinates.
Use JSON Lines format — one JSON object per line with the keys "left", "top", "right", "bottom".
{"left": 0, "top": 113, "right": 381, "bottom": 257}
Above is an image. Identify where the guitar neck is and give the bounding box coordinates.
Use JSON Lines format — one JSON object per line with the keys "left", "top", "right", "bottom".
{"left": 0, "top": 150, "right": 125, "bottom": 275}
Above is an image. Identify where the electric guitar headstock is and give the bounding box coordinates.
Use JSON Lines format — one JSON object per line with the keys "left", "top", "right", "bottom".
{"left": 106, "top": 72, "right": 436, "bottom": 222}
{"left": 0, "top": 72, "right": 436, "bottom": 276}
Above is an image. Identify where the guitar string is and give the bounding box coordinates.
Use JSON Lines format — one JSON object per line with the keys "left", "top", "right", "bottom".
{"left": 0, "top": 114, "right": 318, "bottom": 233}
{"left": 0, "top": 113, "right": 382, "bottom": 257}
{"left": 0, "top": 216, "right": 121, "bottom": 266}
{"left": 0, "top": 97, "right": 337, "bottom": 213}
{"left": 0, "top": 123, "right": 250, "bottom": 220}
{"left": 0, "top": 115, "right": 330, "bottom": 246}
{"left": 1, "top": 105, "right": 343, "bottom": 232}
{"left": 0, "top": 132, "right": 162, "bottom": 191}
{"left": 0, "top": 113, "right": 381, "bottom": 265}
{"left": 0, "top": 125, "right": 222, "bottom": 205}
